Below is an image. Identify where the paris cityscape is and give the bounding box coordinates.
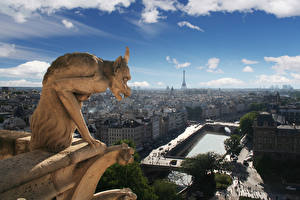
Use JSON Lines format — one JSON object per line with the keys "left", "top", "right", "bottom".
{"left": 1, "top": 0, "right": 300, "bottom": 200}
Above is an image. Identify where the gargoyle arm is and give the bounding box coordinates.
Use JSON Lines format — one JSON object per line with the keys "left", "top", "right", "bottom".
{"left": 52, "top": 76, "right": 108, "bottom": 147}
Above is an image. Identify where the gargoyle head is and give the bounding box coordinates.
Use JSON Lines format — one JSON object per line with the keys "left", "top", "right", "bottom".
{"left": 110, "top": 47, "right": 131, "bottom": 101}
{"left": 117, "top": 143, "right": 134, "bottom": 166}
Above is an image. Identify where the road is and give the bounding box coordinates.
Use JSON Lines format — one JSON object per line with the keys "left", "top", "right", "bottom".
{"left": 216, "top": 147, "right": 270, "bottom": 200}
{"left": 141, "top": 124, "right": 203, "bottom": 167}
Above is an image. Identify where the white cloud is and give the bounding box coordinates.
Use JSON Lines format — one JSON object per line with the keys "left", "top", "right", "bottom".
{"left": 0, "top": 14, "right": 114, "bottom": 41}
{"left": 199, "top": 78, "right": 244, "bottom": 88}
{"left": 0, "top": 0, "right": 135, "bottom": 23}
{"left": 2, "top": 0, "right": 300, "bottom": 28}
{"left": 166, "top": 56, "right": 191, "bottom": 69}
{"left": 243, "top": 66, "right": 254, "bottom": 72}
{"left": 241, "top": 58, "right": 258, "bottom": 65}
{"left": 0, "top": 60, "right": 49, "bottom": 79}
{"left": 128, "top": 81, "right": 150, "bottom": 87}
{"left": 207, "top": 68, "right": 224, "bottom": 73}
{"left": 290, "top": 73, "right": 300, "bottom": 80}
{"left": 176, "top": 62, "right": 191, "bottom": 69}
{"left": 197, "top": 66, "right": 204, "bottom": 70}
{"left": 205, "top": 57, "right": 223, "bottom": 73}
{"left": 62, "top": 19, "right": 74, "bottom": 29}
{"left": 0, "top": 42, "right": 55, "bottom": 61}
{"left": 0, "top": 43, "right": 16, "bottom": 57}
{"left": 256, "top": 74, "right": 291, "bottom": 85}
{"left": 128, "top": 18, "right": 169, "bottom": 38}
{"left": 207, "top": 57, "right": 219, "bottom": 70}
{"left": 182, "top": 0, "right": 300, "bottom": 18}
{"left": 157, "top": 81, "right": 164, "bottom": 86}
{"left": 264, "top": 55, "right": 300, "bottom": 74}
{"left": 141, "top": 1, "right": 300, "bottom": 24}
{"left": 141, "top": 8, "right": 164, "bottom": 23}
{"left": 166, "top": 56, "right": 171, "bottom": 62}
{"left": 0, "top": 79, "right": 42, "bottom": 87}
{"left": 177, "top": 21, "right": 204, "bottom": 32}
{"left": 141, "top": 0, "right": 177, "bottom": 23}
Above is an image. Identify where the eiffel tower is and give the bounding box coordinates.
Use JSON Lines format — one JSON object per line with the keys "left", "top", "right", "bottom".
{"left": 181, "top": 70, "right": 187, "bottom": 90}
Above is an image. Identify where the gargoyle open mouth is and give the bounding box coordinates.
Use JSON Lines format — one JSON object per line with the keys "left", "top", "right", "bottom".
{"left": 114, "top": 91, "right": 130, "bottom": 101}
{"left": 112, "top": 86, "right": 131, "bottom": 101}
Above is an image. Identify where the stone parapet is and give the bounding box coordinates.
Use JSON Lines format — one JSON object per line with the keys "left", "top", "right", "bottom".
{"left": 0, "top": 130, "right": 31, "bottom": 160}
{"left": 0, "top": 130, "right": 136, "bottom": 200}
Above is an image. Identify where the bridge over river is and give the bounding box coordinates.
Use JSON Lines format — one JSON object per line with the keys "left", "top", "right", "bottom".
{"left": 141, "top": 122, "right": 239, "bottom": 172}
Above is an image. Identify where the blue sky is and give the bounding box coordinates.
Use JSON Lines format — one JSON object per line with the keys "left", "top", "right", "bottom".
{"left": 0, "top": 0, "right": 300, "bottom": 89}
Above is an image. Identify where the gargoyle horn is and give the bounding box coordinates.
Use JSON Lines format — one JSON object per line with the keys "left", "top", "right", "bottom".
{"left": 124, "top": 47, "right": 129, "bottom": 64}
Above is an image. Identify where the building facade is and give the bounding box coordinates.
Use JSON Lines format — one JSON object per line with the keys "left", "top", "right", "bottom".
{"left": 253, "top": 112, "right": 300, "bottom": 160}
{"left": 95, "top": 119, "right": 143, "bottom": 151}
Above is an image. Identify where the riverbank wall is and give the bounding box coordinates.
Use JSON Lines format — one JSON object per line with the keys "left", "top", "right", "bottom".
{"left": 167, "top": 124, "right": 208, "bottom": 157}
{"left": 166, "top": 123, "right": 236, "bottom": 157}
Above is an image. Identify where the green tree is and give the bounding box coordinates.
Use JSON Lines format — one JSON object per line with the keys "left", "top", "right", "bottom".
{"left": 153, "top": 180, "right": 183, "bottom": 200}
{"left": 239, "top": 111, "right": 258, "bottom": 137}
{"left": 214, "top": 173, "right": 232, "bottom": 190}
{"left": 181, "top": 152, "right": 221, "bottom": 180}
{"left": 98, "top": 162, "right": 158, "bottom": 200}
{"left": 181, "top": 152, "right": 222, "bottom": 196}
{"left": 224, "top": 134, "right": 241, "bottom": 156}
{"left": 96, "top": 140, "right": 158, "bottom": 200}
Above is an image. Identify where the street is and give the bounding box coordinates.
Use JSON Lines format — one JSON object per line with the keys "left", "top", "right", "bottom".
{"left": 216, "top": 147, "right": 270, "bottom": 200}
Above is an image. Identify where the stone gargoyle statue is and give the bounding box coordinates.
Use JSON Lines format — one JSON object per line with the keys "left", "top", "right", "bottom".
{"left": 30, "top": 47, "right": 131, "bottom": 152}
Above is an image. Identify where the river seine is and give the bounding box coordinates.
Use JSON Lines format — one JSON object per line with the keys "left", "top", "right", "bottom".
{"left": 187, "top": 131, "right": 229, "bottom": 157}
{"left": 168, "top": 131, "right": 229, "bottom": 186}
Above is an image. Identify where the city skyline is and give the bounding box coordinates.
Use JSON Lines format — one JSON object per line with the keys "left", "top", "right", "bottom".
{"left": 0, "top": 0, "right": 300, "bottom": 89}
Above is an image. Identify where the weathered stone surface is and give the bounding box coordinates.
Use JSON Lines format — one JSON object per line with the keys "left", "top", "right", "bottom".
{"left": 93, "top": 188, "right": 137, "bottom": 200}
{"left": 69, "top": 143, "right": 134, "bottom": 200}
{"left": 0, "top": 138, "right": 136, "bottom": 200}
{"left": 0, "top": 130, "right": 31, "bottom": 160}
{"left": 0, "top": 139, "right": 105, "bottom": 193}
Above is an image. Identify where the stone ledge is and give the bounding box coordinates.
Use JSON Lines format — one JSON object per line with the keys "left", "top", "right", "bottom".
{"left": 0, "top": 130, "right": 31, "bottom": 160}
{"left": 0, "top": 138, "right": 106, "bottom": 193}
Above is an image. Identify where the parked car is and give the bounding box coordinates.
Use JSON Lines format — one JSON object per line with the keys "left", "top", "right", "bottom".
{"left": 170, "top": 160, "right": 177, "bottom": 165}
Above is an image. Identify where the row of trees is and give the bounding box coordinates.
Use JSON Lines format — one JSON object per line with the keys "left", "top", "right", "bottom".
{"left": 181, "top": 152, "right": 232, "bottom": 197}
{"left": 239, "top": 111, "right": 259, "bottom": 138}
{"left": 223, "top": 111, "right": 260, "bottom": 157}
{"left": 224, "top": 134, "right": 242, "bottom": 156}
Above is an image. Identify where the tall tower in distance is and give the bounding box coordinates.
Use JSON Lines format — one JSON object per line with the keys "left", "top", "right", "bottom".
{"left": 181, "top": 70, "right": 187, "bottom": 90}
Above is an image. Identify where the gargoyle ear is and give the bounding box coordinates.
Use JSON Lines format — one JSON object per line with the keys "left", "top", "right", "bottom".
{"left": 113, "top": 56, "right": 122, "bottom": 73}
{"left": 124, "top": 47, "right": 129, "bottom": 64}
